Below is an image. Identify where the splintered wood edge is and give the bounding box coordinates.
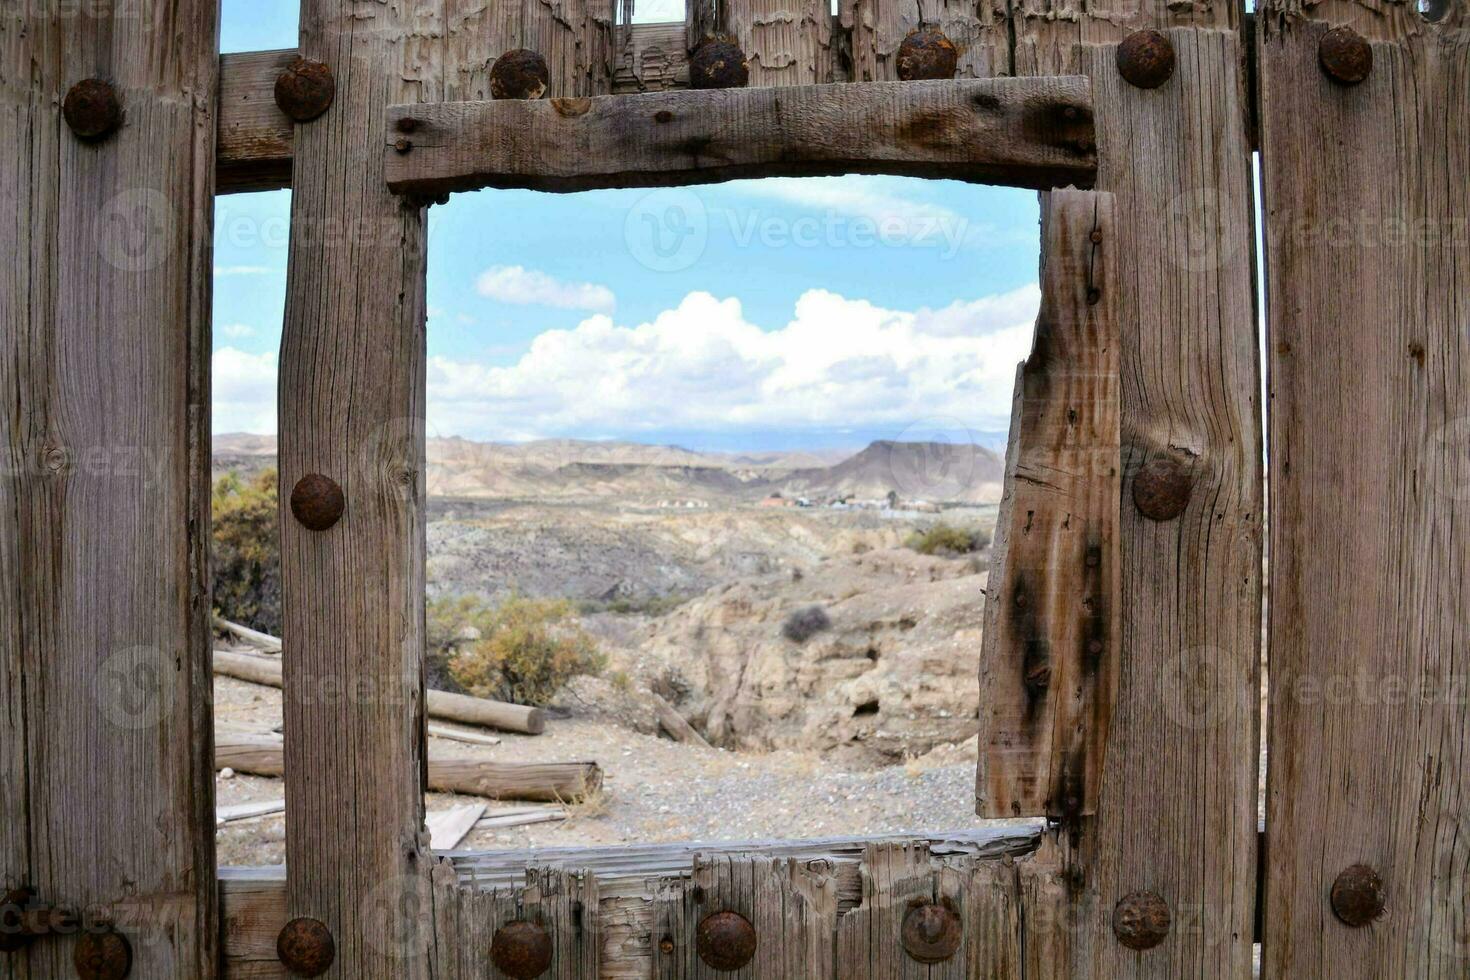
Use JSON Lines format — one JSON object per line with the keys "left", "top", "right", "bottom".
{"left": 381, "top": 76, "right": 1097, "bottom": 196}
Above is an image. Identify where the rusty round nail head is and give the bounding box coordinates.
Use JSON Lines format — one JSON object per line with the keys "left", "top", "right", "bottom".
{"left": 290, "top": 473, "right": 345, "bottom": 532}
{"left": 690, "top": 37, "right": 750, "bottom": 90}
{"left": 62, "top": 79, "right": 123, "bottom": 141}
{"left": 1113, "top": 891, "right": 1171, "bottom": 951}
{"left": 491, "top": 49, "right": 550, "bottom": 100}
{"left": 696, "top": 910, "right": 757, "bottom": 971}
{"left": 1132, "top": 451, "right": 1193, "bottom": 521}
{"left": 900, "top": 902, "right": 962, "bottom": 963}
{"left": 491, "top": 920, "right": 553, "bottom": 979}
{"left": 276, "top": 917, "right": 334, "bottom": 977}
{"left": 1116, "top": 30, "right": 1176, "bottom": 89}
{"left": 73, "top": 930, "right": 131, "bottom": 980}
{"left": 274, "top": 57, "right": 336, "bottom": 122}
{"left": 896, "top": 27, "right": 959, "bottom": 81}
{"left": 1331, "top": 864, "right": 1386, "bottom": 927}
{"left": 1318, "top": 26, "right": 1372, "bottom": 86}
{"left": 658, "top": 934, "right": 676, "bottom": 954}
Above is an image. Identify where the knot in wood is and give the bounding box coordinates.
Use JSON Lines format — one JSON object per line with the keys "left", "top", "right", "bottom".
{"left": 1318, "top": 27, "right": 1372, "bottom": 86}
{"left": 690, "top": 36, "right": 750, "bottom": 90}
{"left": 1112, "top": 891, "right": 1171, "bottom": 950}
{"left": 62, "top": 79, "right": 123, "bottom": 141}
{"left": 696, "top": 910, "right": 757, "bottom": 971}
{"left": 73, "top": 930, "right": 132, "bottom": 980}
{"left": 1116, "top": 30, "right": 1176, "bottom": 90}
{"left": 491, "top": 49, "right": 550, "bottom": 100}
{"left": 1131, "top": 450, "right": 1194, "bottom": 522}
{"left": 901, "top": 901, "right": 962, "bottom": 963}
{"left": 1330, "top": 864, "right": 1386, "bottom": 927}
{"left": 490, "top": 919, "right": 553, "bottom": 979}
{"left": 896, "top": 28, "right": 959, "bottom": 81}
{"left": 290, "top": 473, "right": 345, "bottom": 531}
{"left": 274, "top": 58, "right": 335, "bottom": 123}
{"left": 275, "top": 917, "right": 334, "bottom": 977}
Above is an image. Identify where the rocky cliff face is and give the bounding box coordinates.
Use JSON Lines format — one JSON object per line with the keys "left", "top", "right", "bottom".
{"left": 619, "top": 547, "right": 985, "bottom": 765}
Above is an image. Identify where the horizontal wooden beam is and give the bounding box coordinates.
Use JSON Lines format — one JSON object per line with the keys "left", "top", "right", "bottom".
{"left": 217, "top": 48, "right": 295, "bottom": 194}
{"left": 218, "top": 827, "right": 1044, "bottom": 977}
{"left": 384, "top": 76, "right": 1095, "bottom": 196}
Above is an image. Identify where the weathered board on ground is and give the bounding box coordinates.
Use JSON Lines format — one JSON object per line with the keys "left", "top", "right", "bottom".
{"left": 1006, "top": 2, "right": 1264, "bottom": 978}
{"left": 0, "top": 0, "right": 219, "bottom": 976}
{"left": 383, "top": 77, "right": 1096, "bottom": 196}
{"left": 1257, "top": 3, "right": 1470, "bottom": 976}
{"left": 979, "top": 189, "right": 1121, "bottom": 821}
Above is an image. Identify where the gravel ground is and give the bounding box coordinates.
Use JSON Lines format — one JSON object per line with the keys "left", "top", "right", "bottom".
{"left": 212, "top": 676, "right": 1018, "bottom": 866}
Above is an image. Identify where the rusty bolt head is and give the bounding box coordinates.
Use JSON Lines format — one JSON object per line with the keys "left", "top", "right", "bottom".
{"left": 1113, "top": 891, "right": 1171, "bottom": 951}
{"left": 490, "top": 920, "right": 553, "bottom": 979}
{"left": 1318, "top": 27, "right": 1372, "bottom": 86}
{"left": 491, "top": 49, "right": 550, "bottom": 100}
{"left": 73, "top": 930, "right": 131, "bottom": 980}
{"left": 274, "top": 57, "right": 336, "bottom": 123}
{"left": 1132, "top": 451, "right": 1194, "bottom": 522}
{"left": 290, "top": 473, "right": 344, "bottom": 532}
{"left": 900, "top": 901, "right": 962, "bottom": 963}
{"left": 1331, "top": 864, "right": 1386, "bottom": 927}
{"left": 276, "top": 917, "right": 334, "bottom": 977}
{"left": 62, "top": 79, "right": 123, "bottom": 141}
{"left": 1116, "top": 30, "right": 1176, "bottom": 89}
{"left": 696, "top": 910, "right": 757, "bottom": 971}
{"left": 690, "top": 37, "right": 750, "bottom": 90}
{"left": 896, "top": 27, "right": 959, "bottom": 81}
{"left": 658, "top": 934, "right": 675, "bottom": 954}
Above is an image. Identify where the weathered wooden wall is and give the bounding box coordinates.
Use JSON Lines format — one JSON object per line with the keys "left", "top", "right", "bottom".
{"left": 0, "top": 0, "right": 220, "bottom": 976}
{"left": 1257, "top": 1, "right": 1470, "bottom": 975}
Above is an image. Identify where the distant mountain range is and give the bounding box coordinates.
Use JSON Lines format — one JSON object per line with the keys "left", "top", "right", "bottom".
{"left": 212, "top": 434, "right": 1004, "bottom": 505}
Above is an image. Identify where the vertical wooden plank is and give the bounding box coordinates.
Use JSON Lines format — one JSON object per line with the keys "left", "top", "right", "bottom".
{"left": 978, "top": 189, "right": 1121, "bottom": 821}
{"left": 1006, "top": 1, "right": 1263, "bottom": 977}
{"left": 0, "top": 0, "right": 219, "bottom": 976}
{"left": 445, "top": 0, "right": 618, "bottom": 100}
{"left": 431, "top": 865, "right": 599, "bottom": 977}
{"left": 278, "top": 0, "right": 442, "bottom": 975}
{"left": 1257, "top": 4, "right": 1470, "bottom": 976}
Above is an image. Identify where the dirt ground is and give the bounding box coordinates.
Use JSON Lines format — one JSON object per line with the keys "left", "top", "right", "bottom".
{"left": 213, "top": 675, "right": 1008, "bottom": 866}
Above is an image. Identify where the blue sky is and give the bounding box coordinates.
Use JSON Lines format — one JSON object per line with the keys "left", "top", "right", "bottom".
{"left": 215, "top": 1, "right": 1043, "bottom": 452}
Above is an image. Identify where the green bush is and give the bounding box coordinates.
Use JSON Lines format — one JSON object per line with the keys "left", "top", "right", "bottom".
{"left": 445, "top": 595, "right": 605, "bottom": 705}
{"left": 905, "top": 522, "right": 992, "bottom": 557}
{"left": 212, "top": 469, "right": 281, "bottom": 635}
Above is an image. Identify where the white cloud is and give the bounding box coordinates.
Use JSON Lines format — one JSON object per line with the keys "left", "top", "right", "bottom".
{"left": 475, "top": 265, "right": 616, "bottom": 313}
{"left": 212, "top": 348, "right": 278, "bottom": 434}
{"left": 426, "top": 285, "right": 1039, "bottom": 441}
{"left": 220, "top": 323, "right": 256, "bottom": 339}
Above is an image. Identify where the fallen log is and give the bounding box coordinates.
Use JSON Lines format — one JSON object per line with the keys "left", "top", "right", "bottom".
{"left": 212, "top": 649, "right": 545, "bottom": 734}
{"left": 215, "top": 734, "right": 601, "bottom": 802}
{"left": 213, "top": 615, "right": 282, "bottom": 652}
{"left": 649, "top": 692, "right": 711, "bottom": 749}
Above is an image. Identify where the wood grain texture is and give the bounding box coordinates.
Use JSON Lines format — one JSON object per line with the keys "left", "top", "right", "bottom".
{"left": 978, "top": 189, "right": 1121, "bottom": 821}
{"left": 0, "top": 1, "right": 219, "bottom": 976}
{"left": 218, "top": 829, "right": 1046, "bottom": 978}
{"left": 1008, "top": 5, "right": 1263, "bottom": 979}
{"left": 384, "top": 76, "right": 1097, "bottom": 196}
{"left": 443, "top": 0, "right": 618, "bottom": 101}
{"left": 1257, "top": 5, "right": 1470, "bottom": 976}
{"left": 841, "top": 0, "right": 1008, "bottom": 82}
{"left": 217, "top": 48, "right": 295, "bottom": 194}
{"left": 277, "top": 0, "right": 440, "bottom": 974}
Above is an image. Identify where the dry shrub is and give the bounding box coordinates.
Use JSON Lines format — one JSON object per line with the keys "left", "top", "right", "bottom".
{"left": 447, "top": 595, "right": 605, "bottom": 706}
{"left": 905, "top": 522, "right": 992, "bottom": 557}
{"left": 212, "top": 469, "right": 281, "bottom": 635}
{"left": 782, "top": 605, "right": 831, "bottom": 644}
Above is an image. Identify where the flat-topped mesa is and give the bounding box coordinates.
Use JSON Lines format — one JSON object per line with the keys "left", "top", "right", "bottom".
{"left": 382, "top": 77, "right": 1096, "bottom": 197}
